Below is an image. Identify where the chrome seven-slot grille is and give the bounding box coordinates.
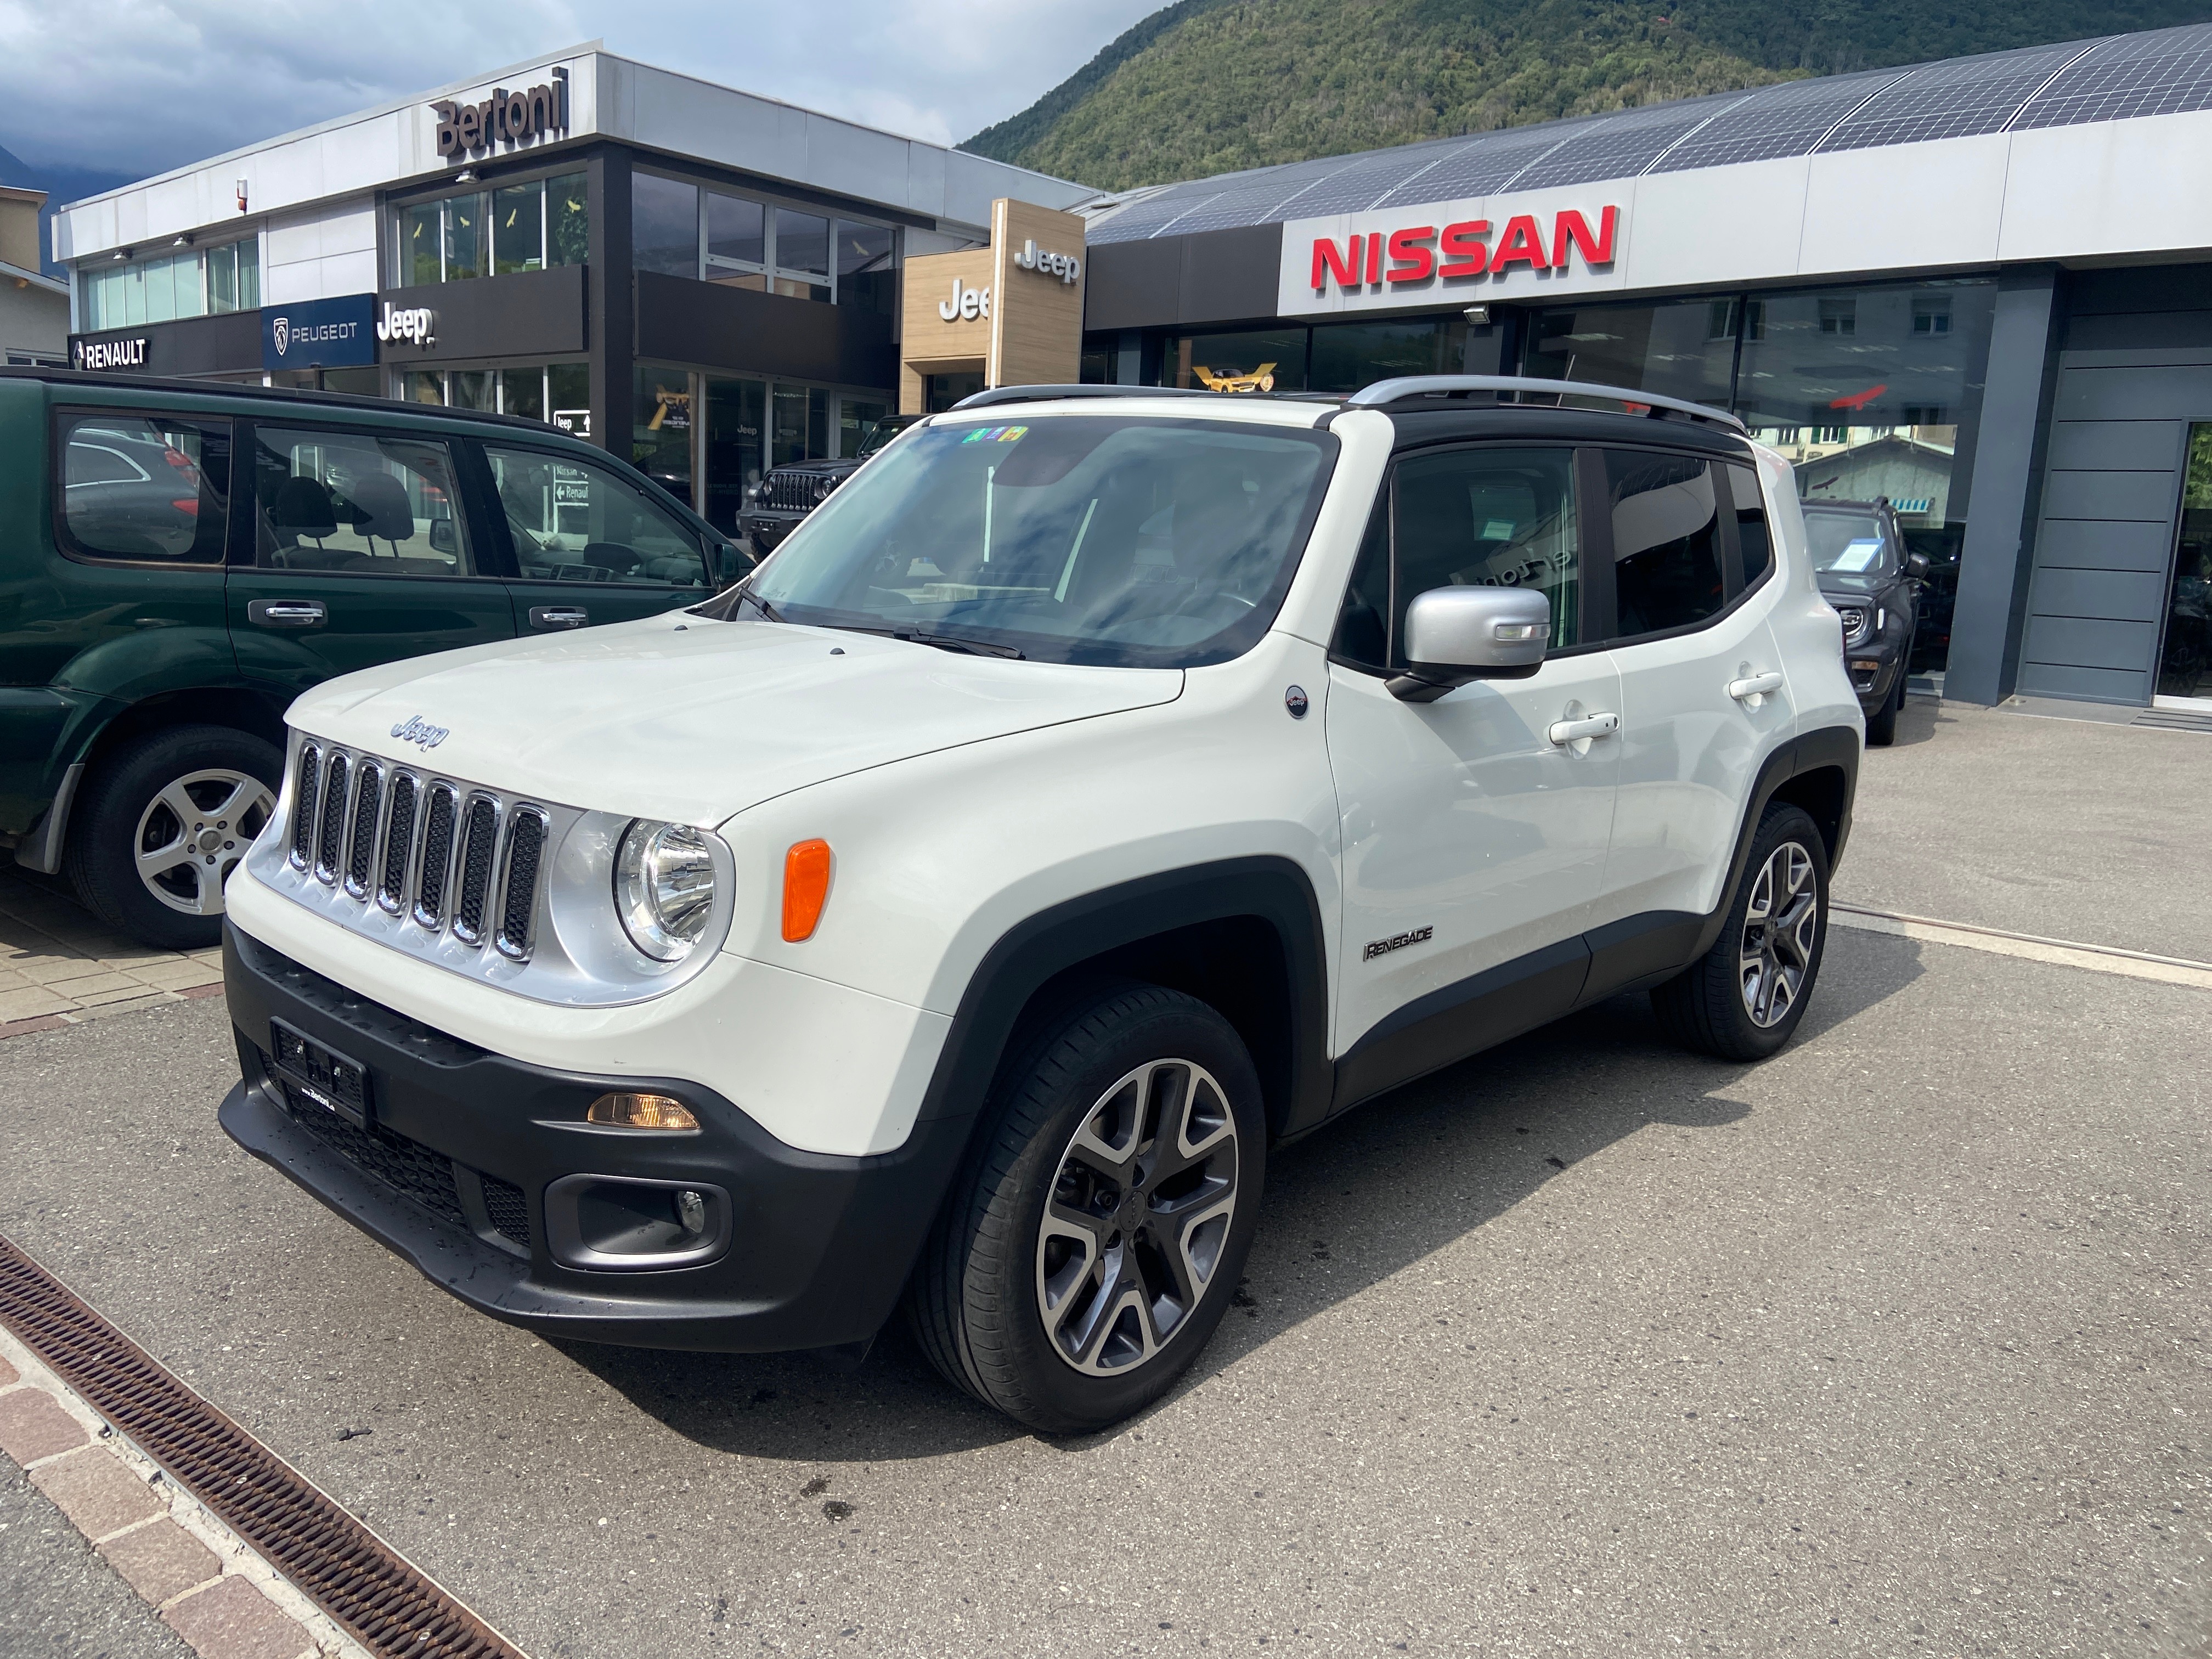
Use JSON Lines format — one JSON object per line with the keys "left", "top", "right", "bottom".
{"left": 287, "top": 741, "right": 550, "bottom": 963}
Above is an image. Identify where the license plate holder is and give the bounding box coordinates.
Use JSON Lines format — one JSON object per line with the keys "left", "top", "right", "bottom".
{"left": 270, "top": 1019, "right": 372, "bottom": 1130}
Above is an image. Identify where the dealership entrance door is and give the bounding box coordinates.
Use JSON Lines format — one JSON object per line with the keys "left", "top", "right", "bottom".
{"left": 2160, "top": 424, "right": 2212, "bottom": 704}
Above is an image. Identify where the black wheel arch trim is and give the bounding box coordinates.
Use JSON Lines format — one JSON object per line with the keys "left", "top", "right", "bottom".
{"left": 913, "top": 855, "right": 1334, "bottom": 1143}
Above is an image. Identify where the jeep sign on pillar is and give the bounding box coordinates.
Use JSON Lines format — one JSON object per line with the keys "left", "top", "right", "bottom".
{"left": 899, "top": 196, "right": 1086, "bottom": 413}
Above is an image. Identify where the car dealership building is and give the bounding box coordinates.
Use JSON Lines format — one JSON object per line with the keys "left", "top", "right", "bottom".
{"left": 53, "top": 23, "right": 2212, "bottom": 713}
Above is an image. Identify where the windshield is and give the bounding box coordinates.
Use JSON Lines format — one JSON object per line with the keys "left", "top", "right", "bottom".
{"left": 725, "top": 415, "right": 1338, "bottom": 667}
{"left": 1803, "top": 511, "right": 1890, "bottom": 575}
{"left": 855, "top": 419, "right": 910, "bottom": 458}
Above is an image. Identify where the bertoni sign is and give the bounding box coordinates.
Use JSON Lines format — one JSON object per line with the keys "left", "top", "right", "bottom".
{"left": 1279, "top": 191, "right": 1628, "bottom": 318}
{"left": 432, "top": 67, "right": 568, "bottom": 160}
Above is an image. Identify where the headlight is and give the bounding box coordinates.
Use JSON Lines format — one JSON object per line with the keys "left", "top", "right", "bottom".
{"left": 813, "top": 475, "right": 836, "bottom": 502}
{"left": 1834, "top": 604, "right": 1874, "bottom": 647}
{"left": 615, "top": 820, "right": 718, "bottom": 962}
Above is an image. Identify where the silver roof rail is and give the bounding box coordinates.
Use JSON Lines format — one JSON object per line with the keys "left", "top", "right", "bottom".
{"left": 1345, "top": 375, "right": 1747, "bottom": 435}
{"left": 950, "top": 383, "right": 1226, "bottom": 411}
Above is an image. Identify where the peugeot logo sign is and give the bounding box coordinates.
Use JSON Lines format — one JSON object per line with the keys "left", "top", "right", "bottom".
{"left": 272, "top": 316, "right": 290, "bottom": 357}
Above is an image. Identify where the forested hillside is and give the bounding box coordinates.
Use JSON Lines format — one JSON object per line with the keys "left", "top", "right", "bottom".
{"left": 965, "top": 0, "right": 2212, "bottom": 189}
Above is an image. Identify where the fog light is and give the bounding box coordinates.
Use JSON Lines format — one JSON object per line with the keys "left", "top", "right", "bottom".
{"left": 676, "top": 1189, "right": 707, "bottom": 1235}
{"left": 586, "top": 1092, "right": 699, "bottom": 1131}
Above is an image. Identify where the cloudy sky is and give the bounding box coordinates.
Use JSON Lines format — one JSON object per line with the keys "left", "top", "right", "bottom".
{"left": 0, "top": 0, "right": 1165, "bottom": 178}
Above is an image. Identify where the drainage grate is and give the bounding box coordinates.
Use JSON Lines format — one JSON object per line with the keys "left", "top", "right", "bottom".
{"left": 0, "top": 1231, "right": 527, "bottom": 1659}
{"left": 2135, "top": 708, "right": 2212, "bottom": 733}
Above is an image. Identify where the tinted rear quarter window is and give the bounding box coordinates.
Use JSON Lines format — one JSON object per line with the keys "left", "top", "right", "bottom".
{"left": 1605, "top": 449, "right": 1724, "bottom": 637}
{"left": 57, "top": 411, "right": 230, "bottom": 565}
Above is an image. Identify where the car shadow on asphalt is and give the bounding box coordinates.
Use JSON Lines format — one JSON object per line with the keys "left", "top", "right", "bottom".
{"left": 1887, "top": 695, "right": 1948, "bottom": 748}
{"left": 557, "top": 928, "right": 1925, "bottom": 1460}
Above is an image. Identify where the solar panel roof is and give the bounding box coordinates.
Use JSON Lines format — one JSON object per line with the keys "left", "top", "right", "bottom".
{"left": 1084, "top": 21, "right": 2212, "bottom": 244}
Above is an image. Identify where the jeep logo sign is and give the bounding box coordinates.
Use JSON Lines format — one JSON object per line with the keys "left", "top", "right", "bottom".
{"left": 376, "top": 302, "right": 436, "bottom": 348}
{"left": 1011, "top": 239, "right": 1081, "bottom": 285}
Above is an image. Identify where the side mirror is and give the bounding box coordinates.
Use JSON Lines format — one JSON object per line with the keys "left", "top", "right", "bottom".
{"left": 1903, "top": 550, "right": 1931, "bottom": 580}
{"left": 713, "top": 540, "right": 754, "bottom": 585}
{"left": 428, "top": 518, "right": 458, "bottom": 555}
{"left": 1389, "top": 586, "right": 1550, "bottom": 703}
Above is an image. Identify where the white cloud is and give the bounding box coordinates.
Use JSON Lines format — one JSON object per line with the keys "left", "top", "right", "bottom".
{"left": 0, "top": 0, "right": 1162, "bottom": 178}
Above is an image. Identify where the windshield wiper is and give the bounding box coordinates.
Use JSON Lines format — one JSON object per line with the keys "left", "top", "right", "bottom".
{"left": 836, "top": 624, "right": 1025, "bottom": 659}
{"left": 729, "top": 586, "right": 786, "bottom": 623}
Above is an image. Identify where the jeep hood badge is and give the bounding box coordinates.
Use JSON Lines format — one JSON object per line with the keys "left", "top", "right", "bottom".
{"left": 390, "top": 715, "right": 450, "bottom": 751}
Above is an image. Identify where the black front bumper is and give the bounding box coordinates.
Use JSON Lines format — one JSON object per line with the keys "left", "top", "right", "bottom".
{"left": 738, "top": 509, "right": 807, "bottom": 551}
{"left": 218, "top": 924, "right": 972, "bottom": 1352}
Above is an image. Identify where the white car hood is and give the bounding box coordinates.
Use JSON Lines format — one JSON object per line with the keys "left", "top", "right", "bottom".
{"left": 290, "top": 614, "right": 1184, "bottom": 823}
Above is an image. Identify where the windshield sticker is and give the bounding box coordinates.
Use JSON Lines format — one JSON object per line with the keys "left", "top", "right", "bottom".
{"left": 1833, "top": 538, "right": 1883, "bottom": 572}
{"left": 1480, "top": 519, "right": 1515, "bottom": 541}
{"left": 996, "top": 425, "right": 1028, "bottom": 443}
{"left": 960, "top": 425, "right": 1030, "bottom": 445}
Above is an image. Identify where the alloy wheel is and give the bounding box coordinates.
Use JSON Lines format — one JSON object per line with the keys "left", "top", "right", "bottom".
{"left": 1035, "top": 1058, "right": 1240, "bottom": 1375}
{"left": 133, "top": 769, "right": 275, "bottom": 917}
{"left": 1739, "top": 840, "right": 1819, "bottom": 1028}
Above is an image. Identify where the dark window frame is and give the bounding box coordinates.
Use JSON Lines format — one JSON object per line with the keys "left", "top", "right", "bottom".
{"left": 1331, "top": 437, "right": 1780, "bottom": 673}
{"left": 50, "top": 405, "right": 234, "bottom": 572}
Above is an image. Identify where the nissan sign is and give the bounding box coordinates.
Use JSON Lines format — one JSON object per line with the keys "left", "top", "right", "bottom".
{"left": 1280, "top": 190, "right": 1627, "bottom": 317}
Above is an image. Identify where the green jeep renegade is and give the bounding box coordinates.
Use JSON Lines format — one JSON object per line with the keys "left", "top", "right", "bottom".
{"left": 1, "top": 368, "right": 747, "bottom": 949}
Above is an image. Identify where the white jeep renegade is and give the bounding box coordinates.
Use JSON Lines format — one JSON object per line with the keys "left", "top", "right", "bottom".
{"left": 219, "top": 377, "right": 1861, "bottom": 1432}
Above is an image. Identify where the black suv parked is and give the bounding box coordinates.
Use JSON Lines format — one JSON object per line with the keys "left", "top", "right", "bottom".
{"left": 738, "top": 414, "right": 921, "bottom": 553}
{"left": 1, "top": 368, "right": 746, "bottom": 949}
{"left": 1802, "top": 498, "right": 1927, "bottom": 746}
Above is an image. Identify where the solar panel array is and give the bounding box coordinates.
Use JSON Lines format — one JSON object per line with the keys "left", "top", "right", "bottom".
{"left": 1086, "top": 21, "right": 2212, "bottom": 244}
{"left": 2012, "top": 20, "right": 2212, "bottom": 130}
{"left": 1814, "top": 39, "right": 2092, "bottom": 150}
{"left": 1645, "top": 69, "right": 1905, "bottom": 173}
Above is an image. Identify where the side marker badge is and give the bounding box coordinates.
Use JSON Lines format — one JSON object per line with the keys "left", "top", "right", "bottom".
{"left": 1284, "top": 685, "right": 1309, "bottom": 719}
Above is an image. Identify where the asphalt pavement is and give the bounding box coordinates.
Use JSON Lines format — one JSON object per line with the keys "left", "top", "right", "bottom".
{"left": 0, "top": 1454, "right": 197, "bottom": 1659}
{"left": 0, "top": 701, "right": 2204, "bottom": 1657}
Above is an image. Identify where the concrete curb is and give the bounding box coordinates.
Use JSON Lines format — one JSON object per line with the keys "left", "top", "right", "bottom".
{"left": 0, "top": 1324, "right": 372, "bottom": 1659}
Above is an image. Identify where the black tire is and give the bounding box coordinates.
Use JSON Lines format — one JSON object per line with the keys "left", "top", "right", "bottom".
{"left": 1651, "top": 803, "right": 1830, "bottom": 1062}
{"left": 1865, "top": 665, "right": 1903, "bottom": 747}
{"left": 907, "top": 981, "right": 1267, "bottom": 1434}
{"left": 66, "top": 724, "right": 282, "bottom": 950}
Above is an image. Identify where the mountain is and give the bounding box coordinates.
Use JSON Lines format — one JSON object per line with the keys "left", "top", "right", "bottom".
{"left": 965, "top": 0, "right": 2212, "bottom": 191}
{"left": 0, "top": 144, "right": 136, "bottom": 277}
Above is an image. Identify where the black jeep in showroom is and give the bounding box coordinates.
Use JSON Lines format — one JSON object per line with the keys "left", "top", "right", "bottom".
{"left": 739, "top": 413, "right": 921, "bottom": 554}
{"left": 1803, "top": 497, "right": 1929, "bottom": 746}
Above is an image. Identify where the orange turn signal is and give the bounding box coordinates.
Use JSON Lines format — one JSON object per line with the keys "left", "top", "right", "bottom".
{"left": 585, "top": 1092, "right": 699, "bottom": 1131}
{"left": 782, "top": 839, "right": 833, "bottom": 942}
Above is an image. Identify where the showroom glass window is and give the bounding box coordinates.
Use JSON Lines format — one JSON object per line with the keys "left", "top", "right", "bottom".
{"left": 402, "top": 363, "right": 587, "bottom": 432}
{"left": 82, "top": 240, "right": 258, "bottom": 330}
{"left": 1524, "top": 297, "right": 1736, "bottom": 408}
{"left": 638, "top": 175, "right": 895, "bottom": 307}
{"left": 397, "top": 173, "right": 586, "bottom": 285}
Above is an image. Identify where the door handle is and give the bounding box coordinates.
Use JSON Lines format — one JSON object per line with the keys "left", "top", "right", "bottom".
{"left": 1547, "top": 712, "right": 1619, "bottom": 746}
{"left": 1728, "top": 672, "right": 1785, "bottom": 702}
{"left": 528, "top": 605, "right": 590, "bottom": 630}
{"left": 246, "top": 598, "right": 326, "bottom": 629}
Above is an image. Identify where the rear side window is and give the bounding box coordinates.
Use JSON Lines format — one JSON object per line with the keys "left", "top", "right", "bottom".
{"left": 250, "top": 426, "right": 473, "bottom": 576}
{"left": 1604, "top": 449, "right": 1724, "bottom": 639}
{"left": 484, "top": 444, "right": 709, "bottom": 588}
{"left": 1334, "top": 445, "right": 1582, "bottom": 672}
{"left": 1726, "top": 464, "right": 1774, "bottom": 590}
{"left": 58, "top": 412, "right": 230, "bottom": 565}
